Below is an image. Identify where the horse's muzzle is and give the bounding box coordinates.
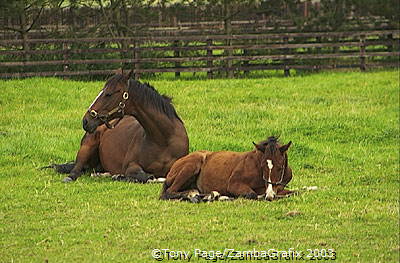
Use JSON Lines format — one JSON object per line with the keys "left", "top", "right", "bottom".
{"left": 82, "top": 116, "right": 100, "bottom": 133}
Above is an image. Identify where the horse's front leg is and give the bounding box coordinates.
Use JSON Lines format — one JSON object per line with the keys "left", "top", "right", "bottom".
{"left": 227, "top": 182, "right": 258, "bottom": 200}
{"left": 226, "top": 167, "right": 259, "bottom": 200}
{"left": 112, "top": 162, "right": 153, "bottom": 183}
{"left": 63, "top": 132, "right": 100, "bottom": 183}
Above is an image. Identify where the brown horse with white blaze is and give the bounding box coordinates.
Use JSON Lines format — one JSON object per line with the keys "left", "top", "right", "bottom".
{"left": 62, "top": 71, "right": 189, "bottom": 183}
{"left": 160, "top": 136, "right": 294, "bottom": 201}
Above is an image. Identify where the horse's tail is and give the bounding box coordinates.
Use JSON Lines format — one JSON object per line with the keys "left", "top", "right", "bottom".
{"left": 41, "top": 161, "right": 75, "bottom": 174}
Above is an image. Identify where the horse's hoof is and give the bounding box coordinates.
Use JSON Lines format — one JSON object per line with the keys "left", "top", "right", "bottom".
{"left": 133, "top": 173, "right": 152, "bottom": 183}
{"left": 156, "top": 178, "right": 166, "bottom": 183}
{"left": 257, "top": 194, "right": 265, "bottom": 200}
{"left": 218, "top": 196, "right": 233, "bottom": 201}
{"left": 189, "top": 195, "right": 202, "bottom": 203}
{"left": 62, "top": 177, "right": 74, "bottom": 183}
{"left": 203, "top": 191, "right": 221, "bottom": 202}
{"left": 243, "top": 192, "right": 258, "bottom": 200}
{"left": 203, "top": 194, "right": 213, "bottom": 202}
{"left": 187, "top": 189, "right": 200, "bottom": 198}
{"left": 148, "top": 177, "right": 166, "bottom": 183}
{"left": 210, "top": 191, "right": 221, "bottom": 200}
{"left": 265, "top": 196, "right": 274, "bottom": 201}
{"left": 112, "top": 174, "right": 126, "bottom": 181}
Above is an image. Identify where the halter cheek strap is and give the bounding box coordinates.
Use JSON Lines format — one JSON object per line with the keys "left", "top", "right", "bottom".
{"left": 88, "top": 91, "right": 129, "bottom": 129}
{"left": 263, "top": 158, "right": 286, "bottom": 186}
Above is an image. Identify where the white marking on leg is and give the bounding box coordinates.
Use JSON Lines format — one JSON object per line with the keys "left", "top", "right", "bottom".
{"left": 187, "top": 189, "right": 200, "bottom": 198}
{"left": 89, "top": 90, "right": 104, "bottom": 109}
{"left": 147, "top": 177, "right": 166, "bottom": 183}
{"left": 210, "top": 191, "right": 220, "bottom": 200}
{"left": 218, "top": 196, "right": 232, "bottom": 201}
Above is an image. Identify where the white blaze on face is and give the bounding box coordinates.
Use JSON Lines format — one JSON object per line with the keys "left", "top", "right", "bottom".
{"left": 265, "top": 159, "right": 275, "bottom": 200}
{"left": 267, "top": 159, "right": 273, "bottom": 170}
{"left": 89, "top": 90, "right": 104, "bottom": 109}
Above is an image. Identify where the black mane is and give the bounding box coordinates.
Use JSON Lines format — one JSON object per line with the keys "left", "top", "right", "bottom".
{"left": 105, "top": 73, "right": 126, "bottom": 90}
{"left": 264, "top": 136, "right": 279, "bottom": 155}
{"left": 128, "top": 79, "right": 181, "bottom": 121}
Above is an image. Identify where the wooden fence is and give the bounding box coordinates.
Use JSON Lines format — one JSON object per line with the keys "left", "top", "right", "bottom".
{"left": 0, "top": 30, "right": 398, "bottom": 79}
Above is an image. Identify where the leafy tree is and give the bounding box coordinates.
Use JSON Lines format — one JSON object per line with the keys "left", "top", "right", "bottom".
{"left": 352, "top": 0, "right": 399, "bottom": 28}
{"left": 0, "top": 0, "right": 63, "bottom": 59}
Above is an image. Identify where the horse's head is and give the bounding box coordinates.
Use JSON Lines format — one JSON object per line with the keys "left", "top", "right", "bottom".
{"left": 82, "top": 70, "right": 133, "bottom": 133}
{"left": 253, "top": 136, "right": 292, "bottom": 201}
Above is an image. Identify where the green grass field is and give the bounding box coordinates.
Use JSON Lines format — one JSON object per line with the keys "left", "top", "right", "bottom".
{"left": 0, "top": 70, "right": 399, "bottom": 262}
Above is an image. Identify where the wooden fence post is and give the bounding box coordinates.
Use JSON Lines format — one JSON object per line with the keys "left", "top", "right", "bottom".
{"left": 174, "top": 40, "right": 180, "bottom": 78}
{"left": 387, "top": 33, "right": 393, "bottom": 52}
{"left": 172, "top": 16, "right": 180, "bottom": 78}
{"left": 333, "top": 36, "right": 339, "bottom": 69}
{"left": 283, "top": 36, "right": 290, "bottom": 77}
{"left": 207, "top": 39, "right": 213, "bottom": 79}
{"left": 243, "top": 39, "right": 250, "bottom": 76}
{"left": 62, "top": 41, "right": 69, "bottom": 77}
{"left": 316, "top": 36, "right": 322, "bottom": 71}
{"left": 360, "top": 34, "right": 366, "bottom": 71}
{"left": 134, "top": 41, "right": 141, "bottom": 79}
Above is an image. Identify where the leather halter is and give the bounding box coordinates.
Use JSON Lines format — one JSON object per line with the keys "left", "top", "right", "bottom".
{"left": 263, "top": 156, "right": 286, "bottom": 186}
{"left": 88, "top": 91, "right": 129, "bottom": 129}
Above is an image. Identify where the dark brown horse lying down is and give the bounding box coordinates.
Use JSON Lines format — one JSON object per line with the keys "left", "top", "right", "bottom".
{"left": 52, "top": 116, "right": 138, "bottom": 177}
{"left": 54, "top": 70, "right": 189, "bottom": 183}
{"left": 160, "top": 136, "right": 295, "bottom": 202}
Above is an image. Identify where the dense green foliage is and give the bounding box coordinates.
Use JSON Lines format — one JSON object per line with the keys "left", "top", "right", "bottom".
{"left": 1, "top": 0, "right": 398, "bottom": 40}
{"left": 0, "top": 70, "right": 399, "bottom": 262}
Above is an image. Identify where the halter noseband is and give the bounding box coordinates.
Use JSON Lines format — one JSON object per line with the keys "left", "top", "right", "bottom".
{"left": 88, "top": 91, "right": 129, "bottom": 129}
{"left": 263, "top": 157, "right": 286, "bottom": 187}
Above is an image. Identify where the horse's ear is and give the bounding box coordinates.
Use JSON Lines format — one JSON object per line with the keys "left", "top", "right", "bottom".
{"left": 253, "top": 141, "right": 265, "bottom": 153}
{"left": 279, "top": 141, "right": 292, "bottom": 154}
